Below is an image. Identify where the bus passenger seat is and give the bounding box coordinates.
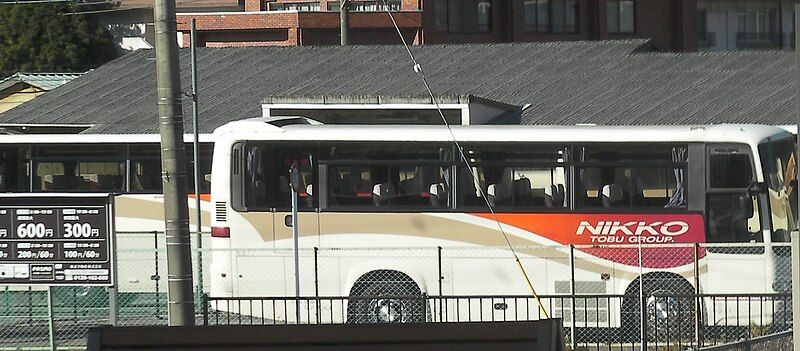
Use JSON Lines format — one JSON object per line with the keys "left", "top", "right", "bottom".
{"left": 601, "top": 184, "right": 624, "bottom": 208}
{"left": 97, "top": 175, "right": 119, "bottom": 190}
{"left": 487, "top": 184, "right": 498, "bottom": 206}
{"left": 305, "top": 184, "right": 314, "bottom": 207}
{"left": 487, "top": 183, "right": 510, "bottom": 206}
{"left": 51, "top": 175, "right": 84, "bottom": 190}
{"left": 429, "top": 183, "right": 446, "bottom": 207}
{"left": 373, "top": 183, "right": 393, "bottom": 206}
{"left": 253, "top": 180, "right": 267, "bottom": 203}
{"left": 545, "top": 185, "right": 564, "bottom": 208}
{"left": 278, "top": 176, "right": 290, "bottom": 194}
{"left": 631, "top": 177, "right": 646, "bottom": 206}
{"left": 513, "top": 178, "right": 533, "bottom": 205}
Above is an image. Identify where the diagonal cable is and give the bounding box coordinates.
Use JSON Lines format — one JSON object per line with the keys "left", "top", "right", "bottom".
{"left": 378, "top": 0, "right": 549, "bottom": 318}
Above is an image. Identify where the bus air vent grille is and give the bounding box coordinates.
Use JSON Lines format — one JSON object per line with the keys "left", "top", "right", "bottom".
{"left": 215, "top": 202, "right": 227, "bottom": 222}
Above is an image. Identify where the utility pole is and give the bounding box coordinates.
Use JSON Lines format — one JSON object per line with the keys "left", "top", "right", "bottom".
{"left": 340, "top": 0, "right": 349, "bottom": 45}
{"left": 154, "top": 0, "right": 195, "bottom": 326}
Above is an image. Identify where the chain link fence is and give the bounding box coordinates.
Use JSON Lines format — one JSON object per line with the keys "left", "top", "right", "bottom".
{"left": 0, "top": 233, "right": 794, "bottom": 350}
{"left": 0, "top": 232, "right": 210, "bottom": 350}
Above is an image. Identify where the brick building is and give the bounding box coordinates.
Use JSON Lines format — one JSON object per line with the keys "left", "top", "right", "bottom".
{"left": 177, "top": 0, "right": 704, "bottom": 51}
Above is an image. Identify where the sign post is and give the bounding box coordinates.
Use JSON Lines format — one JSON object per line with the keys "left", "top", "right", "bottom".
{"left": 0, "top": 194, "right": 115, "bottom": 351}
{"left": 289, "top": 165, "right": 301, "bottom": 323}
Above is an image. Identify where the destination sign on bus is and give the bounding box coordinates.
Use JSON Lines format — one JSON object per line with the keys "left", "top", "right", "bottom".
{"left": 0, "top": 196, "right": 113, "bottom": 286}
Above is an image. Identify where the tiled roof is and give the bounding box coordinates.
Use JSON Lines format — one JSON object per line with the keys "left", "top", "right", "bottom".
{"left": 115, "top": 0, "right": 240, "bottom": 10}
{"left": 0, "top": 72, "right": 85, "bottom": 91}
{"left": 0, "top": 40, "right": 794, "bottom": 134}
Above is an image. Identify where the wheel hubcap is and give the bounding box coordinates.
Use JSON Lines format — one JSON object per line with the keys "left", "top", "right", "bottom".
{"left": 646, "top": 290, "right": 681, "bottom": 332}
{"left": 373, "top": 298, "right": 403, "bottom": 323}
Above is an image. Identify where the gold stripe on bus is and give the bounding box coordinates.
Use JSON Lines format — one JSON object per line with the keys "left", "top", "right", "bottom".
{"left": 237, "top": 211, "right": 698, "bottom": 283}
{"left": 114, "top": 195, "right": 212, "bottom": 228}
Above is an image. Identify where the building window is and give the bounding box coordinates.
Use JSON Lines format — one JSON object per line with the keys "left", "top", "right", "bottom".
{"left": 607, "top": 0, "right": 634, "bottom": 33}
{"left": 478, "top": 1, "right": 492, "bottom": 33}
{"left": 696, "top": 9, "right": 716, "bottom": 48}
{"left": 435, "top": 0, "right": 493, "bottom": 34}
{"left": 327, "top": 0, "right": 401, "bottom": 12}
{"left": 736, "top": 4, "right": 779, "bottom": 48}
{"left": 524, "top": 0, "right": 578, "bottom": 33}
{"left": 265, "top": 1, "right": 320, "bottom": 11}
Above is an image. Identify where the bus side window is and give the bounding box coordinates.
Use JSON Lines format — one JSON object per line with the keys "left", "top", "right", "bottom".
{"left": 130, "top": 160, "right": 162, "bottom": 193}
{"left": 709, "top": 152, "right": 751, "bottom": 189}
{"left": 0, "top": 148, "right": 15, "bottom": 191}
{"left": 706, "top": 150, "right": 760, "bottom": 244}
{"left": 243, "top": 144, "right": 270, "bottom": 210}
{"left": 575, "top": 145, "right": 686, "bottom": 209}
{"left": 275, "top": 149, "right": 314, "bottom": 209}
{"left": 456, "top": 144, "right": 566, "bottom": 210}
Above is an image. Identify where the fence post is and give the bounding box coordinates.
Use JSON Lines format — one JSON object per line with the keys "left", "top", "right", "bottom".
{"left": 202, "top": 293, "right": 209, "bottom": 326}
{"left": 27, "top": 286, "right": 32, "bottom": 325}
{"left": 153, "top": 231, "right": 161, "bottom": 319}
{"left": 640, "top": 291, "right": 648, "bottom": 350}
{"left": 314, "top": 247, "right": 320, "bottom": 324}
{"left": 637, "top": 239, "right": 645, "bottom": 351}
{"left": 437, "top": 246, "right": 443, "bottom": 296}
{"left": 569, "top": 244, "right": 576, "bottom": 350}
{"left": 791, "top": 231, "right": 800, "bottom": 351}
{"left": 438, "top": 246, "right": 443, "bottom": 323}
{"left": 108, "top": 285, "right": 118, "bottom": 327}
{"left": 314, "top": 247, "right": 319, "bottom": 298}
{"left": 422, "top": 293, "right": 428, "bottom": 323}
{"left": 47, "top": 286, "right": 56, "bottom": 351}
{"left": 693, "top": 243, "right": 701, "bottom": 347}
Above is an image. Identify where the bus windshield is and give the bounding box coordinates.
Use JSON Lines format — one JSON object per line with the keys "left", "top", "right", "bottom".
{"left": 760, "top": 138, "right": 797, "bottom": 242}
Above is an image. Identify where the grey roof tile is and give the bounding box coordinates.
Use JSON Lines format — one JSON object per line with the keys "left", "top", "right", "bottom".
{"left": 0, "top": 40, "right": 795, "bottom": 133}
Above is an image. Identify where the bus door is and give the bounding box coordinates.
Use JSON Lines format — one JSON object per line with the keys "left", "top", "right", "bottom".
{"left": 703, "top": 145, "right": 768, "bottom": 293}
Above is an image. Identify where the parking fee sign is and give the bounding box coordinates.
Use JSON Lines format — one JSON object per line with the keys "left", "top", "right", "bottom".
{"left": 0, "top": 194, "right": 114, "bottom": 286}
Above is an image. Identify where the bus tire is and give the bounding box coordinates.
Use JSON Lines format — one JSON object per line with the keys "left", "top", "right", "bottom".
{"left": 621, "top": 273, "right": 695, "bottom": 343}
{"left": 346, "top": 269, "right": 426, "bottom": 324}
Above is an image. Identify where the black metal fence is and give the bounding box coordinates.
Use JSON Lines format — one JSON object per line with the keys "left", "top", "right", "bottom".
{"left": 700, "top": 330, "right": 792, "bottom": 351}
{"left": 201, "top": 293, "right": 791, "bottom": 350}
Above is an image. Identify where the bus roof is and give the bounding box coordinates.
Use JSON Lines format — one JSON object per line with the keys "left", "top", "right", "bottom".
{"left": 213, "top": 120, "right": 791, "bottom": 146}
{"left": 0, "top": 133, "right": 214, "bottom": 144}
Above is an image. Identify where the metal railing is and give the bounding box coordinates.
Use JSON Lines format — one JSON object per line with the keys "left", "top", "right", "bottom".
{"left": 202, "top": 292, "right": 792, "bottom": 350}
{"left": 0, "top": 236, "right": 794, "bottom": 350}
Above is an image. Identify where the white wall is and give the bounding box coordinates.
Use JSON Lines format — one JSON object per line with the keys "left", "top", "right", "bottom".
{"left": 96, "top": 9, "right": 155, "bottom": 52}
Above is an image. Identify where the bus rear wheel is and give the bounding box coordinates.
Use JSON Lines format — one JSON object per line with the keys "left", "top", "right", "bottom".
{"left": 621, "top": 274, "right": 695, "bottom": 343}
{"left": 346, "top": 270, "right": 426, "bottom": 324}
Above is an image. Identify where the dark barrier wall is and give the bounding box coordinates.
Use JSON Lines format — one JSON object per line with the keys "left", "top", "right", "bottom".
{"left": 88, "top": 320, "right": 565, "bottom": 351}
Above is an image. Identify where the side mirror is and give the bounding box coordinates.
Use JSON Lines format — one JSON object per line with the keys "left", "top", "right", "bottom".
{"left": 747, "top": 182, "right": 767, "bottom": 195}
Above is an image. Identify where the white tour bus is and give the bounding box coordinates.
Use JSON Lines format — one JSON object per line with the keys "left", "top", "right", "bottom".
{"left": 210, "top": 119, "right": 795, "bottom": 329}
{"left": 0, "top": 133, "right": 214, "bottom": 292}
{"left": 0, "top": 133, "right": 214, "bottom": 232}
